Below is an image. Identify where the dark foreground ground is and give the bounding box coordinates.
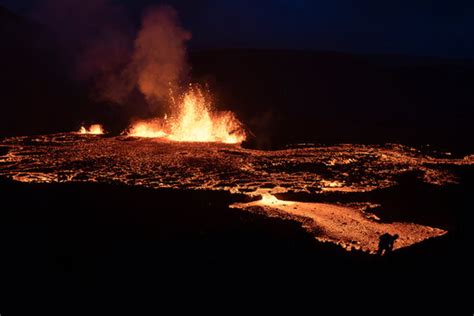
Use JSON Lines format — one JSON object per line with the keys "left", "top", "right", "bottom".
{"left": 0, "top": 177, "right": 470, "bottom": 313}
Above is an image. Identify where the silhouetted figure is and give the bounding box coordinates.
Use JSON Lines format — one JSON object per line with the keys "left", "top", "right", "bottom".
{"left": 377, "top": 233, "right": 399, "bottom": 256}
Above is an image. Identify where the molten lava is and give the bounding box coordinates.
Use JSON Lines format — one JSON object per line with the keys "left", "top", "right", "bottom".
{"left": 2, "top": 134, "right": 468, "bottom": 253}
{"left": 260, "top": 193, "right": 294, "bottom": 206}
{"left": 128, "top": 86, "right": 245, "bottom": 144}
{"left": 79, "top": 124, "right": 104, "bottom": 135}
{"left": 128, "top": 120, "right": 167, "bottom": 138}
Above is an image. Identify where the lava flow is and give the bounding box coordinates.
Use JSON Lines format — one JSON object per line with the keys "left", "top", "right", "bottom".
{"left": 232, "top": 192, "right": 445, "bottom": 253}
{"left": 127, "top": 85, "right": 246, "bottom": 144}
{"left": 1, "top": 134, "right": 472, "bottom": 254}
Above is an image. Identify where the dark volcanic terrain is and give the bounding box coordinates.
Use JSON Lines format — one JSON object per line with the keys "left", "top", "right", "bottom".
{"left": 1, "top": 133, "right": 471, "bottom": 253}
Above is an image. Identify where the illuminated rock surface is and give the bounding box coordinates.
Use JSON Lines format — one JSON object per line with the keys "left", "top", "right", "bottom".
{"left": 1, "top": 133, "right": 471, "bottom": 253}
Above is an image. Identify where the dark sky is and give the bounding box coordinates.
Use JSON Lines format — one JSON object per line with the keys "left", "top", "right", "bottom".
{"left": 2, "top": 0, "right": 474, "bottom": 58}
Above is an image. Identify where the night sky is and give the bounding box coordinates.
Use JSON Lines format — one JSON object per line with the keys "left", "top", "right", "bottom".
{"left": 2, "top": 0, "right": 474, "bottom": 58}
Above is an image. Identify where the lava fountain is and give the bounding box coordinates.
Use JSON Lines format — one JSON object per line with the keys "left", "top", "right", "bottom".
{"left": 128, "top": 85, "right": 246, "bottom": 144}
{"left": 79, "top": 124, "right": 104, "bottom": 135}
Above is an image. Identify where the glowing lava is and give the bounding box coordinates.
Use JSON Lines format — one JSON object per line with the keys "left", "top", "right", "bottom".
{"left": 260, "top": 193, "right": 294, "bottom": 206}
{"left": 128, "top": 119, "right": 167, "bottom": 138}
{"left": 79, "top": 124, "right": 104, "bottom": 135}
{"left": 128, "top": 86, "right": 245, "bottom": 144}
{"left": 233, "top": 194, "right": 446, "bottom": 253}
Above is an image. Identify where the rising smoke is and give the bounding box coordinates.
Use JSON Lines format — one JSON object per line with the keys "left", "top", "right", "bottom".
{"left": 31, "top": 1, "right": 191, "bottom": 112}
{"left": 130, "top": 6, "right": 191, "bottom": 104}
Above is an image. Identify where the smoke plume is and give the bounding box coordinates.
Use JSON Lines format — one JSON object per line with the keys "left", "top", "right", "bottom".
{"left": 130, "top": 6, "right": 191, "bottom": 104}
{"left": 31, "top": 1, "right": 192, "bottom": 111}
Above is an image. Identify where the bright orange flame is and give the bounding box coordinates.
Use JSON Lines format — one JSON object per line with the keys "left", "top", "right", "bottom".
{"left": 79, "top": 124, "right": 104, "bottom": 135}
{"left": 127, "top": 86, "right": 246, "bottom": 144}
{"left": 128, "top": 120, "right": 167, "bottom": 138}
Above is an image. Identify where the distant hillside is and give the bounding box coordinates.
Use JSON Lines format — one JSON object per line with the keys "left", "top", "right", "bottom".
{"left": 190, "top": 49, "right": 474, "bottom": 152}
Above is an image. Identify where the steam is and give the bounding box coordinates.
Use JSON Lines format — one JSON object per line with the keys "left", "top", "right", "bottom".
{"left": 32, "top": 1, "right": 191, "bottom": 111}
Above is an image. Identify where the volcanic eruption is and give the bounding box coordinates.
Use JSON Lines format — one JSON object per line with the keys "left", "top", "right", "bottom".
{"left": 127, "top": 85, "right": 246, "bottom": 143}
{"left": 0, "top": 3, "right": 467, "bottom": 255}
{"left": 0, "top": 1, "right": 471, "bottom": 279}
{"left": 91, "top": 5, "right": 246, "bottom": 143}
{"left": 124, "top": 7, "right": 245, "bottom": 143}
{"left": 3, "top": 1, "right": 474, "bottom": 309}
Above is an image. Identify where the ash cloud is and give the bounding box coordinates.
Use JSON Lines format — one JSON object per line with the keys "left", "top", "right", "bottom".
{"left": 31, "top": 1, "right": 191, "bottom": 111}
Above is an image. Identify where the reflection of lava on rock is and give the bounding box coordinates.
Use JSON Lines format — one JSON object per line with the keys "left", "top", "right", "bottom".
{"left": 1, "top": 133, "right": 472, "bottom": 253}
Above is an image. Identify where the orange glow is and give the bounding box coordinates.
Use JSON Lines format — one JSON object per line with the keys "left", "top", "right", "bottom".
{"left": 128, "top": 119, "right": 167, "bottom": 138}
{"left": 79, "top": 124, "right": 104, "bottom": 135}
{"left": 127, "top": 86, "right": 246, "bottom": 144}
